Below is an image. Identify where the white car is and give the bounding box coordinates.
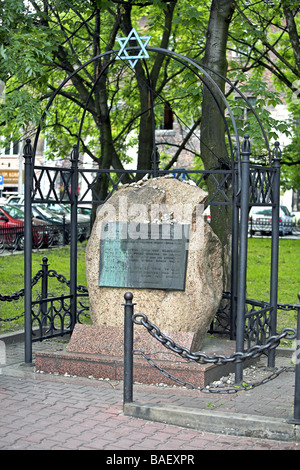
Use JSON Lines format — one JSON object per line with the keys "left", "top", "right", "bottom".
{"left": 248, "top": 205, "right": 295, "bottom": 236}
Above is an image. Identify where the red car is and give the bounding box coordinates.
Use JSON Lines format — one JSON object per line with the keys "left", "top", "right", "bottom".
{"left": 0, "top": 204, "right": 56, "bottom": 250}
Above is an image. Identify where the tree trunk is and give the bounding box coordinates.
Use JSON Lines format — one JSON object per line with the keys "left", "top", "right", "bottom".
{"left": 200, "top": 0, "right": 235, "bottom": 290}
{"left": 119, "top": 1, "right": 177, "bottom": 174}
{"left": 283, "top": 3, "right": 300, "bottom": 74}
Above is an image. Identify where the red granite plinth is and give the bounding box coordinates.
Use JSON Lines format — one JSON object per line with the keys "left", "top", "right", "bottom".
{"left": 66, "top": 324, "right": 196, "bottom": 361}
{"left": 35, "top": 324, "right": 246, "bottom": 387}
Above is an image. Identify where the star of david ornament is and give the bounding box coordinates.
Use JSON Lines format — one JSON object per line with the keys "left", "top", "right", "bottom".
{"left": 116, "top": 28, "right": 151, "bottom": 68}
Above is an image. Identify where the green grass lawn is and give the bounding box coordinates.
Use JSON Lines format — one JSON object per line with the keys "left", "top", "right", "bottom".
{"left": 0, "top": 242, "right": 88, "bottom": 333}
{"left": 247, "top": 238, "right": 300, "bottom": 305}
{"left": 247, "top": 237, "right": 300, "bottom": 334}
{"left": 0, "top": 238, "right": 299, "bottom": 335}
{"left": 247, "top": 238, "right": 300, "bottom": 304}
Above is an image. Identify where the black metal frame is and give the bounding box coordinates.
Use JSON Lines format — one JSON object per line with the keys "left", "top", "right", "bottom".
{"left": 22, "top": 46, "right": 286, "bottom": 387}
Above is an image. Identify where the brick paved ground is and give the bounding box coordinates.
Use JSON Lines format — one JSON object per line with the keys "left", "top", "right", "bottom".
{"left": 0, "top": 372, "right": 299, "bottom": 451}
{"left": 0, "top": 339, "right": 299, "bottom": 451}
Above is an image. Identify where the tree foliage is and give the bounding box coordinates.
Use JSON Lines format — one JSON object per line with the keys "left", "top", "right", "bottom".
{"left": 0, "top": 0, "right": 299, "bottom": 187}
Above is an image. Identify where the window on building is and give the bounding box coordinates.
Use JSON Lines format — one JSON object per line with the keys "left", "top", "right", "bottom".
{"left": 292, "top": 189, "right": 300, "bottom": 212}
{"left": 232, "top": 50, "right": 243, "bottom": 59}
{"left": 4, "top": 140, "right": 19, "bottom": 156}
{"left": 234, "top": 96, "right": 256, "bottom": 121}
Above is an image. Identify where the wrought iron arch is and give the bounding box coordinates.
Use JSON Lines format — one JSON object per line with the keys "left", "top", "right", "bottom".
{"left": 32, "top": 45, "right": 270, "bottom": 167}
{"left": 24, "top": 43, "right": 281, "bottom": 390}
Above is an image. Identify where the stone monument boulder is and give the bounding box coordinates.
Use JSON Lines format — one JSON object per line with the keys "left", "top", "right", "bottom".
{"left": 85, "top": 176, "right": 223, "bottom": 351}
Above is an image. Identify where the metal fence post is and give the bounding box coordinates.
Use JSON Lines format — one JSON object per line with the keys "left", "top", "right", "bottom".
{"left": 123, "top": 292, "right": 135, "bottom": 405}
{"left": 268, "top": 142, "right": 281, "bottom": 368}
{"left": 41, "top": 257, "right": 49, "bottom": 329}
{"left": 235, "top": 134, "right": 251, "bottom": 384}
{"left": 230, "top": 158, "right": 239, "bottom": 339}
{"left": 24, "top": 139, "right": 33, "bottom": 364}
{"left": 70, "top": 145, "right": 78, "bottom": 331}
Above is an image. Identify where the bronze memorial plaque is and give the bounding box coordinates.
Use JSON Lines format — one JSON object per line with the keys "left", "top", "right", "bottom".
{"left": 99, "top": 222, "right": 190, "bottom": 290}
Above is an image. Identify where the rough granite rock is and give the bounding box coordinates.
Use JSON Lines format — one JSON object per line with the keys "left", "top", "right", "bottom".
{"left": 85, "top": 176, "right": 223, "bottom": 351}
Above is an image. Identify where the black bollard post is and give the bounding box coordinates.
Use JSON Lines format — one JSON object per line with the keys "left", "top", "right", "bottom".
{"left": 41, "top": 257, "right": 49, "bottom": 331}
{"left": 123, "top": 292, "right": 135, "bottom": 405}
{"left": 235, "top": 135, "right": 250, "bottom": 384}
{"left": 268, "top": 143, "right": 281, "bottom": 368}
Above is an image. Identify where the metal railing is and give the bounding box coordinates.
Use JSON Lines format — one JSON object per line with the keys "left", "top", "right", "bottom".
{"left": 0, "top": 257, "right": 90, "bottom": 341}
{"left": 21, "top": 136, "right": 284, "bottom": 384}
{"left": 122, "top": 292, "right": 300, "bottom": 424}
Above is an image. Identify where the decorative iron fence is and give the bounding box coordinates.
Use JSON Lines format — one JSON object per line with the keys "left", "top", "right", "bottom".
{"left": 1, "top": 262, "right": 296, "bottom": 354}
{"left": 0, "top": 257, "right": 90, "bottom": 340}
{"left": 21, "top": 135, "right": 285, "bottom": 383}
{"left": 31, "top": 165, "right": 234, "bottom": 207}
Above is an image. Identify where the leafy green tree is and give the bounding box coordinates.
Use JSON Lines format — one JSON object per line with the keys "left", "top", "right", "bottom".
{"left": 1, "top": 0, "right": 299, "bottom": 289}
{"left": 228, "top": 0, "right": 300, "bottom": 184}
{"left": 1, "top": 1, "right": 297, "bottom": 179}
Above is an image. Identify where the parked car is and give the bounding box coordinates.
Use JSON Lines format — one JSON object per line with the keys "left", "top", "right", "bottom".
{"left": 7, "top": 195, "right": 90, "bottom": 220}
{"left": 42, "top": 201, "right": 90, "bottom": 222}
{"left": 31, "top": 204, "right": 67, "bottom": 225}
{"left": 33, "top": 204, "right": 91, "bottom": 241}
{"left": 0, "top": 204, "right": 55, "bottom": 249}
{"left": 7, "top": 195, "right": 90, "bottom": 240}
{"left": 77, "top": 204, "right": 92, "bottom": 218}
{"left": 6, "top": 194, "right": 24, "bottom": 205}
{"left": 248, "top": 205, "right": 295, "bottom": 236}
{"left": 43, "top": 202, "right": 91, "bottom": 240}
{"left": 203, "top": 206, "right": 211, "bottom": 223}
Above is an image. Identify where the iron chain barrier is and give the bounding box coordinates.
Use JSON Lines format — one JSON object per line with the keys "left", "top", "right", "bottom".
{"left": 133, "top": 312, "right": 297, "bottom": 365}
{"left": 47, "top": 269, "right": 89, "bottom": 295}
{"left": 0, "top": 270, "right": 43, "bottom": 323}
{"left": 0, "top": 258, "right": 89, "bottom": 330}
{"left": 130, "top": 311, "right": 297, "bottom": 395}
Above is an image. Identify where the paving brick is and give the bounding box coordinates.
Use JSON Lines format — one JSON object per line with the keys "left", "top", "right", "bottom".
{"left": 0, "top": 340, "right": 299, "bottom": 450}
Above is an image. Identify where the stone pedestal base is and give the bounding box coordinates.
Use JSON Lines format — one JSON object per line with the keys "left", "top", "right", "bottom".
{"left": 35, "top": 324, "right": 247, "bottom": 387}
